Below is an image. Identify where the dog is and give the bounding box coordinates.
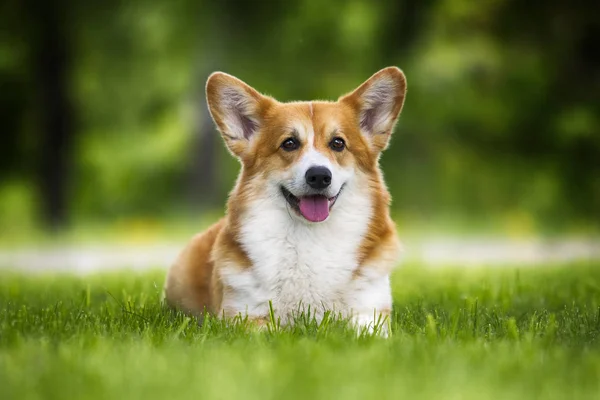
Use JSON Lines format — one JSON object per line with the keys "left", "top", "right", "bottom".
{"left": 164, "top": 67, "right": 407, "bottom": 335}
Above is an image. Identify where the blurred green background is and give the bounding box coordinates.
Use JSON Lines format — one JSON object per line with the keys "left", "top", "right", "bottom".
{"left": 0, "top": 0, "right": 598, "bottom": 243}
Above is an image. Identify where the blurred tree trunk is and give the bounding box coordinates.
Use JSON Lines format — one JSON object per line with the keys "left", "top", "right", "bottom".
{"left": 187, "top": 66, "right": 219, "bottom": 209}
{"left": 29, "top": 0, "right": 74, "bottom": 230}
{"left": 187, "top": 7, "right": 230, "bottom": 210}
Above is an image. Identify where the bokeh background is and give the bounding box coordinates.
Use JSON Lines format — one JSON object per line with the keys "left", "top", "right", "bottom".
{"left": 0, "top": 0, "right": 598, "bottom": 245}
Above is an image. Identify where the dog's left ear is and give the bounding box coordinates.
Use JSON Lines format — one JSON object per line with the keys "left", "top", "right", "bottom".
{"left": 205, "top": 72, "right": 274, "bottom": 159}
{"left": 340, "top": 67, "right": 407, "bottom": 152}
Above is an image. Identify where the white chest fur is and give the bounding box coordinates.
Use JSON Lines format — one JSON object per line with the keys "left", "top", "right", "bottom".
{"left": 220, "top": 182, "right": 373, "bottom": 322}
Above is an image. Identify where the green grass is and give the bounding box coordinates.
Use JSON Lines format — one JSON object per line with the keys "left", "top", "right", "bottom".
{"left": 1, "top": 263, "right": 599, "bottom": 399}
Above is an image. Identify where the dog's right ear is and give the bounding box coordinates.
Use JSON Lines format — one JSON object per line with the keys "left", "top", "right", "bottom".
{"left": 206, "top": 72, "right": 274, "bottom": 158}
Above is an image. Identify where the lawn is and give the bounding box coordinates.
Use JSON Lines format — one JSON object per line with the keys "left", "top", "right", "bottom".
{"left": 1, "top": 263, "right": 599, "bottom": 400}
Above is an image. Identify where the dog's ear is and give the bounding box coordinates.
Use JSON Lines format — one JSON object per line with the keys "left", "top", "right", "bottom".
{"left": 206, "top": 72, "right": 274, "bottom": 157}
{"left": 340, "top": 67, "right": 407, "bottom": 153}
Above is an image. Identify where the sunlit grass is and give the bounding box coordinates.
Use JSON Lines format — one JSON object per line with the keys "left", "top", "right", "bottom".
{"left": 1, "top": 263, "right": 599, "bottom": 399}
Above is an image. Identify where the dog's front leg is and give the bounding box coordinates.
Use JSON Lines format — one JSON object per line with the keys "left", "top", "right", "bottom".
{"left": 218, "top": 267, "right": 272, "bottom": 326}
{"left": 345, "top": 269, "right": 393, "bottom": 337}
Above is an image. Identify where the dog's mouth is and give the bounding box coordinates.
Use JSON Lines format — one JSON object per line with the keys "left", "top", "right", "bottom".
{"left": 281, "top": 186, "right": 343, "bottom": 223}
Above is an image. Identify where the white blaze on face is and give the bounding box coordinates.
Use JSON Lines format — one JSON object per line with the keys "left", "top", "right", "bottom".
{"left": 286, "top": 119, "right": 351, "bottom": 198}
{"left": 294, "top": 149, "right": 333, "bottom": 188}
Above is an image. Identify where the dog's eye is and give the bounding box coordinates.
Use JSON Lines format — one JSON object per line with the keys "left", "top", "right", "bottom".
{"left": 329, "top": 137, "right": 346, "bottom": 152}
{"left": 281, "top": 137, "right": 300, "bottom": 151}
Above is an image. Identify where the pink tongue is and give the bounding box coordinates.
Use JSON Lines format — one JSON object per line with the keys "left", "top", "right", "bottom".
{"left": 298, "top": 195, "right": 330, "bottom": 222}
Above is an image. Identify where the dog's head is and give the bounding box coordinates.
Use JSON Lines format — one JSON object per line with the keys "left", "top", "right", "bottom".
{"left": 206, "top": 67, "right": 407, "bottom": 223}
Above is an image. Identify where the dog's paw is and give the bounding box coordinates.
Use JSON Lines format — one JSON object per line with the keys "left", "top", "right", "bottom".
{"left": 353, "top": 313, "right": 391, "bottom": 338}
{"left": 247, "top": 316, "right": 273, "bottom": 333}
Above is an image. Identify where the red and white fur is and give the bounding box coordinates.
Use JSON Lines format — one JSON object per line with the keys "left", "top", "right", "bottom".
{"left": 164, "top": 67, "right": 407, "bottom": 335}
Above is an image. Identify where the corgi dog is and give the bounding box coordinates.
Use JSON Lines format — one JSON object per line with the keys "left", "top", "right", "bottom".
{"left": 164, "top": 67, "right": 407, "bottom": 335}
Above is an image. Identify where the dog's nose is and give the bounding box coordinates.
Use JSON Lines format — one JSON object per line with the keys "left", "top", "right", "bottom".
{"left": 305, "top": 166, "right": 332, "bottom": 189}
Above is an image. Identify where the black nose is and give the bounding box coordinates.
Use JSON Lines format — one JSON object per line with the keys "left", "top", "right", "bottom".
{"left": 305, "top": 166, "right": 332, "bottom": 189}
